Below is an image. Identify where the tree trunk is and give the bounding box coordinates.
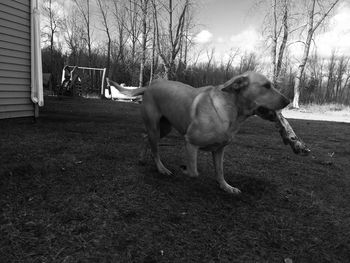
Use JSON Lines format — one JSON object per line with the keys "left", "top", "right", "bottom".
{"left": 271, "top": 0, "right": 278, "bottom": 85}
{"left": 292, "top": 44, "right": 311, "bottom": 108}
{"left": 87, "top": 0, "right": 92, "bottom": 68}
{"left": 50, "top": 29, "right": 54, "bottom": 73}
{"left": 139, "top": 0, "right": 149, "bottom": 88}
{"left": 97, "top": 0, "right": 111, "bottom": 79}
{"left": 106, "top": 37, "right": 111, "bottom": 78}
{"left": 164, "top": 64, "right": 171, "bottom": 80}
{"left": 276, "top": 2, "right": 288, "bottom": 81}
{"left": 292, "top": 0, "right": 340, "bottom": 108}
{"left": 292, "top": 0, "right": 315, "bottom": 108}
{"left": 149, "top": 18, "right": 156, "bottom": 84}
{"left": 293, "top": 73, "right": 301, "bottom": 108}
{"left": 152, "top": 0, "right": 188, "bottom": 80}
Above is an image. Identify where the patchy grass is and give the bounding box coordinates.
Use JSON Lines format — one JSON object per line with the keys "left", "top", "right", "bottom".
{"left": 1, "top": 97, "right": 350, "bottom": 262}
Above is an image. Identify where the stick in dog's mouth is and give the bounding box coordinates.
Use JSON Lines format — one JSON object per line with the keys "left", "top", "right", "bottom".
{"left": 255, "top": 107, "right": 310, "bottom": 156}
{"left": 275, "top": 111, "right": 311, "bottom": 156}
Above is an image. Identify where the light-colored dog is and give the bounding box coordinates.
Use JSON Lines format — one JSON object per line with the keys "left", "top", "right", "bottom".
{"left": 107, "top": 72, "right": 309, "bottom": 194}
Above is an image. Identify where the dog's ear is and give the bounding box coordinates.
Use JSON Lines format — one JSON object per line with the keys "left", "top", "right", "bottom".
{"left": 222, "top": 75, "right": 249, "bottom": 93}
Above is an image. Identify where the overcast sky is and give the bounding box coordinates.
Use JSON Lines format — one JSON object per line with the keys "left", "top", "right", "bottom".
{"left": 193, "top": 0, "right": 350, "bottom": 62}
{"left": 45, "top": 0, "right": 350, "bottom": 65}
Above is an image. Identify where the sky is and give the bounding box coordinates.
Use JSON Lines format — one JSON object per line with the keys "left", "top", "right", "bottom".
{"left": 193, "top": 0, "right": 350, "bottom": 63}
{"left": 42, "top": 0, "right": 350, "bottom": 66}
{"left": 196, "top": 0, "right": 261, "bottom": 38}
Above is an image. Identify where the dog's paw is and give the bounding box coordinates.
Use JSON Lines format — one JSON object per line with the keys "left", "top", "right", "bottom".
{"left": 158, "top": 167, "right": 173, "bottom": 176}
{"left": 220, "top": 184, "right": 241, "bottom": 194}
{"left": 231, "top": 187, "right": 242, "bottom": 194}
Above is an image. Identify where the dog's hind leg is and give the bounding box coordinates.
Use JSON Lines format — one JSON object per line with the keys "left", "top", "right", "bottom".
{"left": 139, "top": 117, "right": 172, "bottom": 165}
{"left": 142, "top": 106, "right": 172, "bottom": 175}
{"left": 212, "top": 147, "right": 241, "bottom": 194}
{"left": 160, "top": 117, "right": 172, "bottom": 138}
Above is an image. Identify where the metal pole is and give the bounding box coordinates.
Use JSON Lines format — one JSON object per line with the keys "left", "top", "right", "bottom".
{"left": 61, "top": 67, "right": 65, "bottom": 84}
{"left": 101, "top": 68, "right": 106, "bottom": 95}
{"left": 75, "top": 66, "right": 105, "bottom": 71}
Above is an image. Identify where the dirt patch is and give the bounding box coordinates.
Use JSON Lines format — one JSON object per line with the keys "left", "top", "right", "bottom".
{"left": 1, "top": 97, "right": 350, "bottom": 262}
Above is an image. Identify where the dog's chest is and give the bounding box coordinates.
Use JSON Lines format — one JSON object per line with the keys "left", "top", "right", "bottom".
{"left": 186, "top": 121, "right": 239, "bottom": 151}
{"left": 199, "top": 138, "right": 232, "bottom": 151}
{"left": 185, "top": 89, "right": 241, "bottom": 150}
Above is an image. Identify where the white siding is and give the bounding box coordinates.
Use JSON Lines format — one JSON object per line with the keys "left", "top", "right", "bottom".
{"left": 0, "top": 0, "right": 33, "bottom": 119}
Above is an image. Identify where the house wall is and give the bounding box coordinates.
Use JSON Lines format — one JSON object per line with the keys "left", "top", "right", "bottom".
{"left": 0, "top": 0, "right": 33, "bottom": 119}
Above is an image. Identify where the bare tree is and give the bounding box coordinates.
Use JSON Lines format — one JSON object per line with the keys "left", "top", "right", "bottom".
{"left": 239, "top": 52, "right": 258, "bottom": 73}
{"left": 62, "top": 12, "right": 85, "bottom": 65}
{"left": 258, "top": 0, "right": 291, "bottom": 86}
{"left": 112, "top": 0, "right": 128, "bottom": 64}
{"left": 292, "top": 0, "right": 340, "bottom": 108}
{"left": 335, "top": 56, "right": 349, "bottom": 101}
{"left": 139, "top": 0, "right": 151, "bottom": 87}
{"left": 178, "top": 3, "right": 195, "bottom": 71}
{"left": 73, "top": 0, "right": 93, "bottom": 67}
{"left": 153, "top": 0, "right": 191, "bottom": 80}
{"left": 188, "top": 46, "right": 205, "bottom": 68}
{"left": 124, "top": 0, "right": 142, "bottom": 85}
{"left": 224, "top": 48, "right": 240, "bottom": 79}
{"left": 307, "top": 51, "right": 325, "bottom": 103}
{"left": 41, "top": 0, "right": 62, "bottom": 79}
{"left": 205, "top": 47, "right": 215, "bottom": 71}
{"left": 341, "top": 64, "right": 350, "bottom": 104}
{"left": 275, "top": 0, "right": 289, "bottom": 84}
{"left": 96, "top": 0, "right": 112, "bottom": 78}
{"left": 149, "top": 16, "right": 158, "bottom": 83}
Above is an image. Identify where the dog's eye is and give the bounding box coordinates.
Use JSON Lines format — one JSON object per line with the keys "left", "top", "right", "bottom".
{"left": 263, "top": 83, "right": 271, "bottom": 89}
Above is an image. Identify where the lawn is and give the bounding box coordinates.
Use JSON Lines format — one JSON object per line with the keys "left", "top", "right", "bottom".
{"left": 1, "top": 97, "right": 349, "bottom": 262}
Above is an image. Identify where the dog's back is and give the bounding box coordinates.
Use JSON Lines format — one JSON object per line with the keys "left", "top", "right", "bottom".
{"left": 143, "top": 80, "right": 207, "bottom": 134}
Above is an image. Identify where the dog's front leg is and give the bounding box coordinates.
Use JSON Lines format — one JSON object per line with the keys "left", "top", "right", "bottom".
{"left": 212, "top": 147, "right": 241, "bottom": 194}
{"left": 182, "top": 142, "right": 199, "bottom": 177}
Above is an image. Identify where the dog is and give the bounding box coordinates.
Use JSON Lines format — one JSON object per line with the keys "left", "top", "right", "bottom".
{"left": 107, "top": 71, "right": 309, "bottom": 194}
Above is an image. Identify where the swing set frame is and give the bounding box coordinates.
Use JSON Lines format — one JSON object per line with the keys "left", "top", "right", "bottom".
{"left": 60, "top": 65, "right": 107, "bottom": 96}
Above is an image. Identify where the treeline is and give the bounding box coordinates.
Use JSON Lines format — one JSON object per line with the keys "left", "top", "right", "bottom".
{"left": 43, "top": 45, "right": 350, "bottom": 105}
{"left": 41, "top": 0, "right": 349, "bottom": 105}
{"left": 185, "top": 51, "right": 350, "bottom": 105}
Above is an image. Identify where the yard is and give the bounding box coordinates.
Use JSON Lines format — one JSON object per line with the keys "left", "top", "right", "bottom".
{"left": 1, "top": 97, "right": 349, "bottom": 262}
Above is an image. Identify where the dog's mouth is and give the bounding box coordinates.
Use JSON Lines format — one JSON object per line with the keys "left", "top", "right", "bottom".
{"left": 254, "top": 106, "right": 276, "bottom": 120}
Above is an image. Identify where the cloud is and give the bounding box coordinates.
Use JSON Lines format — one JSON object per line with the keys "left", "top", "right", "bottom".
{"left": 315, "top": 1, "right": 350, "bottom": 57}
{"left": 194, "top": 30, "right": 213, "bottom": 44}
{"left": 229, "top": 27, "right": 260, "bottom": 52}
{"left": 217, "top": 37, "right": 224, "bottom": 43}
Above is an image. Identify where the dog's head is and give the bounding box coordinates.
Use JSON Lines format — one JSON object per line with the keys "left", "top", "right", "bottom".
{"left": 222, "top": 71, "right": 290, "bottom": 111}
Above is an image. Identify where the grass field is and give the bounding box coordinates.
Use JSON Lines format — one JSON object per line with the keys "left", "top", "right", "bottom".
{"left": 1, "top": 97, "right": 350, "bottom": 262}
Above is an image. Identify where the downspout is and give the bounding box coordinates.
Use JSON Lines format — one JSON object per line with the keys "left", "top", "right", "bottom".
{"left": 31, "top": 0, "right": 44, "bottom": 117}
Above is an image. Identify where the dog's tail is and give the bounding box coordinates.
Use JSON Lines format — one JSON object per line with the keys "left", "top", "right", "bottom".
{"left": 106, "top": 78, "right": 146, "bottom": 96}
